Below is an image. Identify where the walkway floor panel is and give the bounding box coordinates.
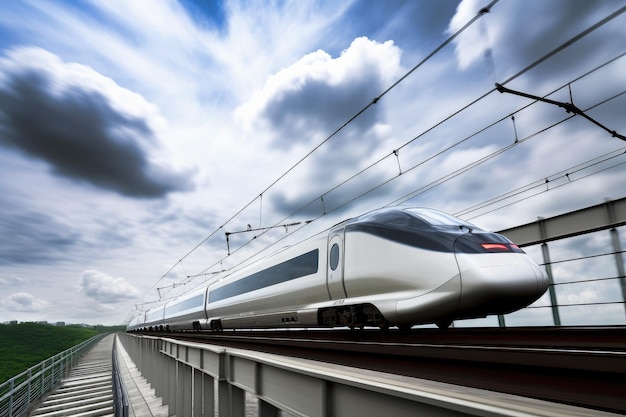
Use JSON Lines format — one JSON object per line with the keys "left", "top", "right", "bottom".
{"left": 50, "top": 381, "right": 112, "bottom": 397}
{"left": 29, "top": 334, "right": 115, "bottom": 417}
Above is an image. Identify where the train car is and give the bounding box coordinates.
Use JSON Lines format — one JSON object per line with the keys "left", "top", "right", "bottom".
{"left": 127, "top": 313, "right": 144, "bottom": 332}
{"left": 198, "top": 234, "right": 329, "bottom": 331}
{"left": 127, "top": 207, "right": 549, "bottom": 332}
{"left": 162, "top": 287, "right": 208, "bottom": 331}
{"left": 338, "top": 207, "right": 547, "bottom": 329}
{"left": 189, "top": 207, "right": 549, "bottom": 331}
{"left": 140, "top": 305, "right": 165, "bottom": 332}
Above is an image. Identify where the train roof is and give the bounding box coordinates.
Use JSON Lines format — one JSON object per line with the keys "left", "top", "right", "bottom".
{"left": 349, "top": 206, "right": 478, "bottom": 228}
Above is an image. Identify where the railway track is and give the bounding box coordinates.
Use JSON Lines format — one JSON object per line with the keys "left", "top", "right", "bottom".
{"left": 141, "top": 326, "right": 626, "bottom": 414}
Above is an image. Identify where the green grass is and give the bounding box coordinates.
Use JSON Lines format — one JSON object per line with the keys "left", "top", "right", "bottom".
{"left": 0, "top": 323, "right": 123, "bottom": 384}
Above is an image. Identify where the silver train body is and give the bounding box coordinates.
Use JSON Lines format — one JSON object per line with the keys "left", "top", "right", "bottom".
{"left": 127, "top": 207, "right": 548, "bottom": 332}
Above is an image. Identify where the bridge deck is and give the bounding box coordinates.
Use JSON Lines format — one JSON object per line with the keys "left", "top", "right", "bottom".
{"left": 27, "top": 333, "right": 169, "bottom": 417}
{"left": 29, "top": 334, "right": 115, "bottom": 417}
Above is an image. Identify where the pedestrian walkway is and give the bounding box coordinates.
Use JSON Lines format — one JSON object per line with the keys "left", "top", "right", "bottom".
{"left": 29, "top": 334, "right": 115, "bottom": 417}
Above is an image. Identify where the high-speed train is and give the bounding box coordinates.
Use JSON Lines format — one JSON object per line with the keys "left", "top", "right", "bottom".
{"left": 127, "top": 207, "right": 548, "bottom": 332}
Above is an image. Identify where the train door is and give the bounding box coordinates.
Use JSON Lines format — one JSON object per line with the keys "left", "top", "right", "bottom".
{"left": 326, "top": 229, "right": 347, "bottom": 299}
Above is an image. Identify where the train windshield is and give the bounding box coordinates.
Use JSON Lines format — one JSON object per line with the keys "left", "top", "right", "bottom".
{"left": 405, "top": 208, "right": 477, "bottom": 229}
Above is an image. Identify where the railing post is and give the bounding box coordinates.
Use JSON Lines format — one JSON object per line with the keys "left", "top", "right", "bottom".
{"left": 40, "top": 361, "right": 45, "bottom": 397}
{"left": 27, "top": 368, "right": 32, "bottom": 406}
{"left": 606, "top": 200, "right": 626, "bottom": 319}
{"left": 217, "top": 378, "right": 230, "bottom": 417}
{"left": 177, "top": 362, "right": 192, "bottom": 417}
{"left": 46, "top": 358, "right": 50, "bottom": 392}
{"left": 166, "top": 347, "right": 177, "bottom": 414}
{"left": 55, "top": 356, "right": 59, "bottom": 385}
{"left": 8, "top": 379, "right": 14, "bottom": 417}
{"left": 541, "top": 242, "right": 561, "bottom": 326}
{"left": 229, "top": 384, "right": 245, "bottom": 417}
{"left": 202, "top": 372, "right": 215, "bottom": 416}
{"left": 539, "top": 217, "right": 561, "bottom": 326}
{"left": 611, "top": 227, "right": 626, "bottom": 319}
{"left": 193, "top": 368, "right": 203, "bottom": 416}
{"left": 154, "top": 343, "right": 165, "bottom": 399}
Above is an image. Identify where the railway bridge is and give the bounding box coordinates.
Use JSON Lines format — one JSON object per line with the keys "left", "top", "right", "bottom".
{"left": 2, "top": 198, "right": 626, "bottom": 417}
{"left": 7, "top": 326, "right": 624, "bottom": 417}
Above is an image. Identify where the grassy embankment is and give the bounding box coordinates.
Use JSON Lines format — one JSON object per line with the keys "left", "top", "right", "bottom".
{"left": 0, "top": 322, "right": 124, "bottom": 384}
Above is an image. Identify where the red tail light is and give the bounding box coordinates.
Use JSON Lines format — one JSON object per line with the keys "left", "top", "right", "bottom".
{"left": 481, "top": 243, "right": 510, "bottom": 252}
{"left": 480, "top": 243, "right": 525, "bottom": 253}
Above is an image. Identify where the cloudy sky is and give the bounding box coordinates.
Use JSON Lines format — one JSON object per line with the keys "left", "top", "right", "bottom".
{"left": 1, "top": 0, "right": 625, "bottom": 326}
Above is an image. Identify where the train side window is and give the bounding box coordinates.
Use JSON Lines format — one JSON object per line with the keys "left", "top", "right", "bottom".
{"left": 330, "top": 243, "right": 340, "bottom": 271}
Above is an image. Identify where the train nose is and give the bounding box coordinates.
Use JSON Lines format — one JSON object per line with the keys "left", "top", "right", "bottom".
{"left": 454, "top": 251, "right": 549, "bottom": 317}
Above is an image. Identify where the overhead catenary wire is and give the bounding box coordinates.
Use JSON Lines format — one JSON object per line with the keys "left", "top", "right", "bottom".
{"left": 391, "top": 89, "right": 626, "bottom": 207}
{"left": 457, "top": 151, "right": 626, "bottom": 221}
{"left": 227, "top": 0, "right": 501, "bottom": 217}
{"left": 258, "top": 48, "right": 626, "bottom": 234}
{"left": 204, "top": 82, "right": 626, "bottom": 284}
{"left": 131, "top": 3, "right": 626, "bottom": 313}
{"left": 497, "top": 3, "right": 626, "bottom": 90}
{"left": 181, "top": 46, "right": 626, "bottom": 297}
{"left": 134, "top": 2, "right": 500, "bottom": 305}
{"left": 167, "top": 5, "right": 626, "bottom": 303}
{"left": 385, "top": 33, "right": 626, "bottom": 206}
{"left": 455, "top": 147, "right": 626, "bottom": 218}
{"left": 466, "top": 158, "right": 626, "bottom": 220}
{"left": 188, "top": 90, "right": 625, "bottom": 288}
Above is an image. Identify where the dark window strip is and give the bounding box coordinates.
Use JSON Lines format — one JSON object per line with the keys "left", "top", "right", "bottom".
{"left": 209, "top": 249, "right": 319, "bottom": 303}
{"left": 165, "top": 294, "right": 205, "bottom": 316}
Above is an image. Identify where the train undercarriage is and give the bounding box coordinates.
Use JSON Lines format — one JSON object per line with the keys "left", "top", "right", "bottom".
{"left": 318, "top": 303, "right": 389, "bottom": 330}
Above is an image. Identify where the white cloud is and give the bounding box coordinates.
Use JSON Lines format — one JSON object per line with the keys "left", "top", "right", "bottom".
{"left": 234, "top": 37, "right": 402, "bottom": 146}
{"left": 564, "top": 288, "right": 598, "bottom": 305}
{"left": 446, "top": 0, "right": 491, "bottom": 70}
{"left": 78, "top": 270, "right": 140, "bottom": 304}
{"left": 3, "top": 292, "right": 49, "bottom": 312}
{"left": 0, "top": 274, "right": 23, "bottom": 286}
{"left": 0, "top": 47, "right": 194, "bottom": 198}
{"left": 0, "top": 46, "right": 163, "bottom": 127}
{"left": 448, "top": 0, "right": 626, "bottom": 83}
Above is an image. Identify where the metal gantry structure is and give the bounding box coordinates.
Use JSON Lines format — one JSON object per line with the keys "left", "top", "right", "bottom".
{"left": 499, "top": 197, "right": 626, "bottom": 325}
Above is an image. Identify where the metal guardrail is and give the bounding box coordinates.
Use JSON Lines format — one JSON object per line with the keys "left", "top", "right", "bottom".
{"left": 112, "top": 335, "right": 129, "bottom": 417}
{"left": 0, "top": 333, "right": 107, "bottom": 417}
{"left": 493, "top": 243, "right": 626, "bottom": 328}
{"left": 117, "top": 332, "right": 623, "bottom": 417}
